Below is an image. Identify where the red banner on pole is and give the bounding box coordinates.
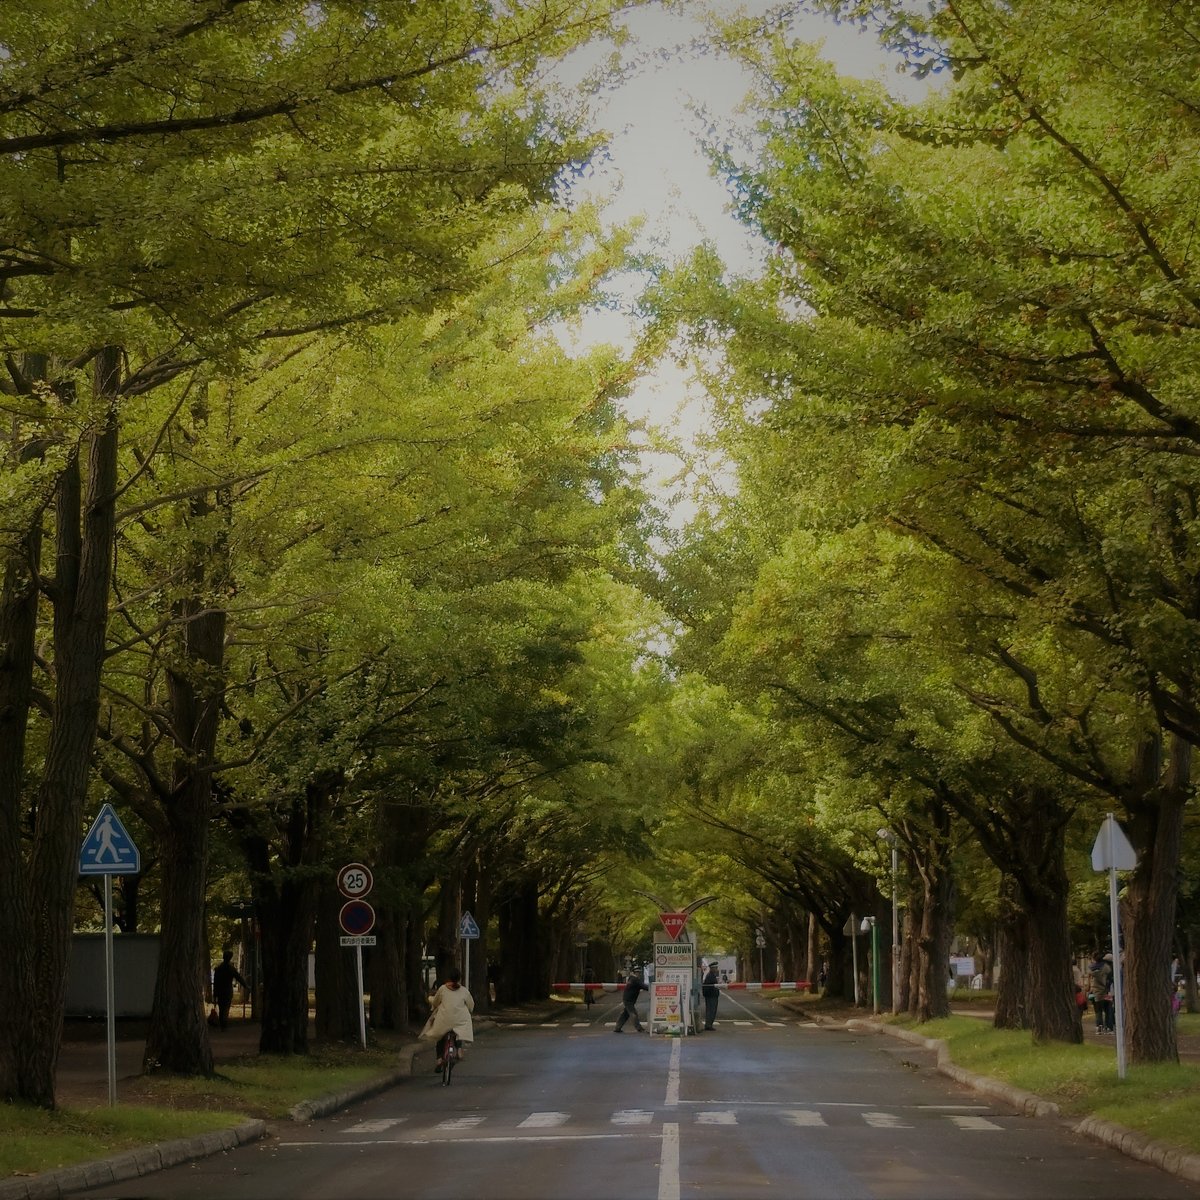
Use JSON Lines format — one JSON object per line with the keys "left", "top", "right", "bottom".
{"left": 659, "top": 912, "right": 688, "bottom": 941}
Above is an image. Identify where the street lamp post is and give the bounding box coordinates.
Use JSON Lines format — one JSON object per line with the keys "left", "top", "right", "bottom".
{"left": 878, "top": 828, "right": 900, "bottom": 1015}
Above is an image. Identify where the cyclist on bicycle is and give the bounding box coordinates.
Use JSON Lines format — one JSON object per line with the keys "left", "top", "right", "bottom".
{"left": 424, "top": 967, "right": 474, "bottom": 1070}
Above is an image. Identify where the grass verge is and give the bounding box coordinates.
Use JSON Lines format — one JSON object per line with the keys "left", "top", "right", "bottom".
{"left": 2, "top": 1036, "right": 411, "bottom": 1180}
{"left": 0, "top": 1103, "right": 246, "bottom": 1179}
{"left": 897, "top": 1012, "right": 1200, "bottom": 1154}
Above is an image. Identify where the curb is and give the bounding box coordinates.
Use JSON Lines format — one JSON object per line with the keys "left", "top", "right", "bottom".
{"left": 0, "top": 1120, "right": 266, "bottom": 1200}
{"left": 839, "top": 1016, "right": 1200, "bottom": 1184}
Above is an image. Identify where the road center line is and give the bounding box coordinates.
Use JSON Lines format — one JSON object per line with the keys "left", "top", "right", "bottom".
{"left": 658, "top": 1122, "right": 680, "bottom": 1200}
{"left": 665, "top": 1037, "right": 680, "bottom": 1107}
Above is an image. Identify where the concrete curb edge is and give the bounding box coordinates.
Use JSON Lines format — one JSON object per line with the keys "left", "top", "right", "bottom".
{"left": 842, "top": 1016, "right": 1200, "bottom": 1184}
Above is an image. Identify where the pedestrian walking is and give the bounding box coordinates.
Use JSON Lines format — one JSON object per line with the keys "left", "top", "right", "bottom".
{"left": 613, "top": 972, "right": 646, "bottom": 1032}
{"left": 583, "top": 964, "right": 596, "bottom": 1009}
{"left": 1088, "top": 951, "right": 1115, "bottom": 1033}
{"left": 211, "top": 950, "right": 248, "bottom": 1031}
{"left": 702, "top": 960, "right": 720, "bottom": 1030}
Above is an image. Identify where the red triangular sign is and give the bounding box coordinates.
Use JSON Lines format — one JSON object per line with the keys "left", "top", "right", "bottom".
{"left": 659, "top": 912, "right": 688, "bottom": 941}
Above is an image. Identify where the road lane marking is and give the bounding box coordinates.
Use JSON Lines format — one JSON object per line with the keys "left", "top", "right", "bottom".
{"left": 665, "top": 1037, "right": 680, "bottom": 1107}
{"left": 697, "top": 1111, "right": 737, "bottom": 1124}
{"left": 613, "top": 1110, "right": 654, "bottom": 1125}
{"left": 658, "top": 1123, "right": 680, "bottom": 1200}
{"left": 949, "top": 1115, "right": 1003, "bottom": 1131}
{"left": 781, "top": 1110, "right": 827, "bottom": 1127}
{"left": 518, "top": 1112, "right": 569, "bottom": 1128}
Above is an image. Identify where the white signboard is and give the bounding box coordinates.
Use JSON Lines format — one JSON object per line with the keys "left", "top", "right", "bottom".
{"left": 654, "top": 941, "right": 693, "bottom": 969}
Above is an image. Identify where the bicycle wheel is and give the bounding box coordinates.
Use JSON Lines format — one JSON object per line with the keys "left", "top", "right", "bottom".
{"left": 442, "top": 1034, "right": 456, "bottom": 1086}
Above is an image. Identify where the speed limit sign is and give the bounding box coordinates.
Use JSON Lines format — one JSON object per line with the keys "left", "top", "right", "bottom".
{"left": 337, "top": 862, "right": 374, "bottom": 899}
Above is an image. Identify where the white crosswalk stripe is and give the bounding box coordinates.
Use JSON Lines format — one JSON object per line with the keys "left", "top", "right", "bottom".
{"left": 863, "top": 1111, "right": 911, "bottom": 1129}
{"left": 612, "top": 1110, "right": 654, "bottom": 1125}
{"left": 696, "top": 1111, "right": 738, "bottom": 1125}
{"left": 949, "top": 1115, "right": 1003, "bottom": 1131}
{"left": 780, "top": 1110, "right": 827, "bottom": 1127}
{"left": 344, "top": 1118, "right": 407, "bottom": 1133}
{"left": 518, "top": 1112, "right": 569, "bottom": 1128}
{"left": 436, "top": 1116, "right": 485, "bottom": 1130}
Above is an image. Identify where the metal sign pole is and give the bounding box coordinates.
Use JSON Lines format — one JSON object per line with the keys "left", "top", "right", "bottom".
{"left": 355, "top": 944, "right": 366, "bottom": 1049}
{"left": 1107, "top": 818, "right": 1127, "bottom": 1080}
{"left": 850, "top": 914, "right": 860, "bottom": 1006}
{"left": 105, "top": 874, "right": 117, "bottom": 1106}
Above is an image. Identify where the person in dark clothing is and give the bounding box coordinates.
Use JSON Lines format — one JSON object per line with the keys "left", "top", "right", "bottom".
{"left": 614, "top": 972, "right": 646, "bottom": 1032}
{"left": 702, "top": 961, "right": 720, "bottom": 1030}
{"left": 1088, "top": 952, "right": 1115, "bottom": 1034}
{"left": 212, "top": 949, "right": 248, "bottom": 1031}
{"left": 583, "top": 964, "right": 597, "bottom": 1009}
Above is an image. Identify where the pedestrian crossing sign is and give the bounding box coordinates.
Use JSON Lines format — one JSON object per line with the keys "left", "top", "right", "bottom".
{"left": 79, "top": 804, "right": 141, "bottom": 875}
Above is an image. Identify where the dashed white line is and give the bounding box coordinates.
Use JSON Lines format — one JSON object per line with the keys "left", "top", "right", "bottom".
{"left": 697, "top": 1111, "right": 737, "bottom": 1125}
{"left": 613, "top": 1110, "right": 654, "bottom": 1125}
{"left": 658, "top": 1123, "right": 680, "bottom": 1200}
{"left": 665, "top": 1037, "right": 680, "bottom": 1107}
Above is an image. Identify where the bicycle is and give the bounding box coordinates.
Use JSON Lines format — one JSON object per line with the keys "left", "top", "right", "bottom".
{"left": 441, "top": 1030, "right": 460, "bottom": 1087}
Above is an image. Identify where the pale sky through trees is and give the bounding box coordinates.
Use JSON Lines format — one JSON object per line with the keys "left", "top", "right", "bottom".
{"left": 552, "top": 1, "right": 927, "bottom": 524}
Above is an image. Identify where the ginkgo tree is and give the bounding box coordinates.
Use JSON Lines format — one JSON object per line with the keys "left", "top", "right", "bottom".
{"left": 0, "top": 0, "right": 658, "bottom": 1106}
{"left": 648, "top": 0, "right": 1200, "bottom": 1058}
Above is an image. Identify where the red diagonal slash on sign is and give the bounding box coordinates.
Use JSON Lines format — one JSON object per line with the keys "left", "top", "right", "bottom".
{"left": 659, "top": 912, "right": 688, "bottom": 941}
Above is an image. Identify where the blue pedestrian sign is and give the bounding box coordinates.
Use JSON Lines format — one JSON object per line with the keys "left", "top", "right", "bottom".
{"left": 459, "top": 911, "right": 481, "bottom": 939}
{"left": 79, "top": 804, "right": 141, "bottom": 875}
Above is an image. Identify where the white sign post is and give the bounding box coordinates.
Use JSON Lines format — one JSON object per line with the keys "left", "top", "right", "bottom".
{"left": 337, "top": 864, "right": 375, "bottom": 1048}
{"left": 1090, "top": 814, "right": 1137, "bottom": 1080}
{"left": 79, "top": 804, "right": 141, "bottom": 1106}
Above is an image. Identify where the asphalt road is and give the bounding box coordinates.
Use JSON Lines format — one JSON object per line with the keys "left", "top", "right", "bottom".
{"left": 79, "top": 990, "right": 1198, "bottom": 1200}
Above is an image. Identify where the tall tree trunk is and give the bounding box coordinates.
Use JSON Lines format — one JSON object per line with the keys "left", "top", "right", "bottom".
{"left": 316, "top": 885, "right": 362, "bottom": 1041}
{"left": 0, "top": 373, "right": 44, "bottom": 1102}
{"left": 244, "top": 778, "right": 335, "bottom": 1055}
{"left": 993, "top": 877, "right": 1030, "bottom": 1031}
{"left": 144, "top": 471, "right": 229, "bottom": 1074}
{"left": 806, "top": 912, "right": 819, "bottom": 990}
{"left": 915, "top": 873, "right": 954, "bottom": 1021}
{"left": 993, "top": 844, "right": 1079, "bottom": 1043}
{"left": 1123, "top": 732, "right": 1189, "bottom": 1064}
{"left": 18, "top": 351, "right": 120, "bottom": 1106}
{"left": 913, "top": 804, "right": 955, "bottom": 1022}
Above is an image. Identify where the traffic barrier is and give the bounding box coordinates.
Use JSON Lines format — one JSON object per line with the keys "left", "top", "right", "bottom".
{"left": 551, "top": 980, "right": 811, "bottom": 991}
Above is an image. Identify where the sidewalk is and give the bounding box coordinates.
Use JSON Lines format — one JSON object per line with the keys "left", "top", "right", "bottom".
{"left": 56, "top": 1016, "right": 268, "bottom": 1109}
